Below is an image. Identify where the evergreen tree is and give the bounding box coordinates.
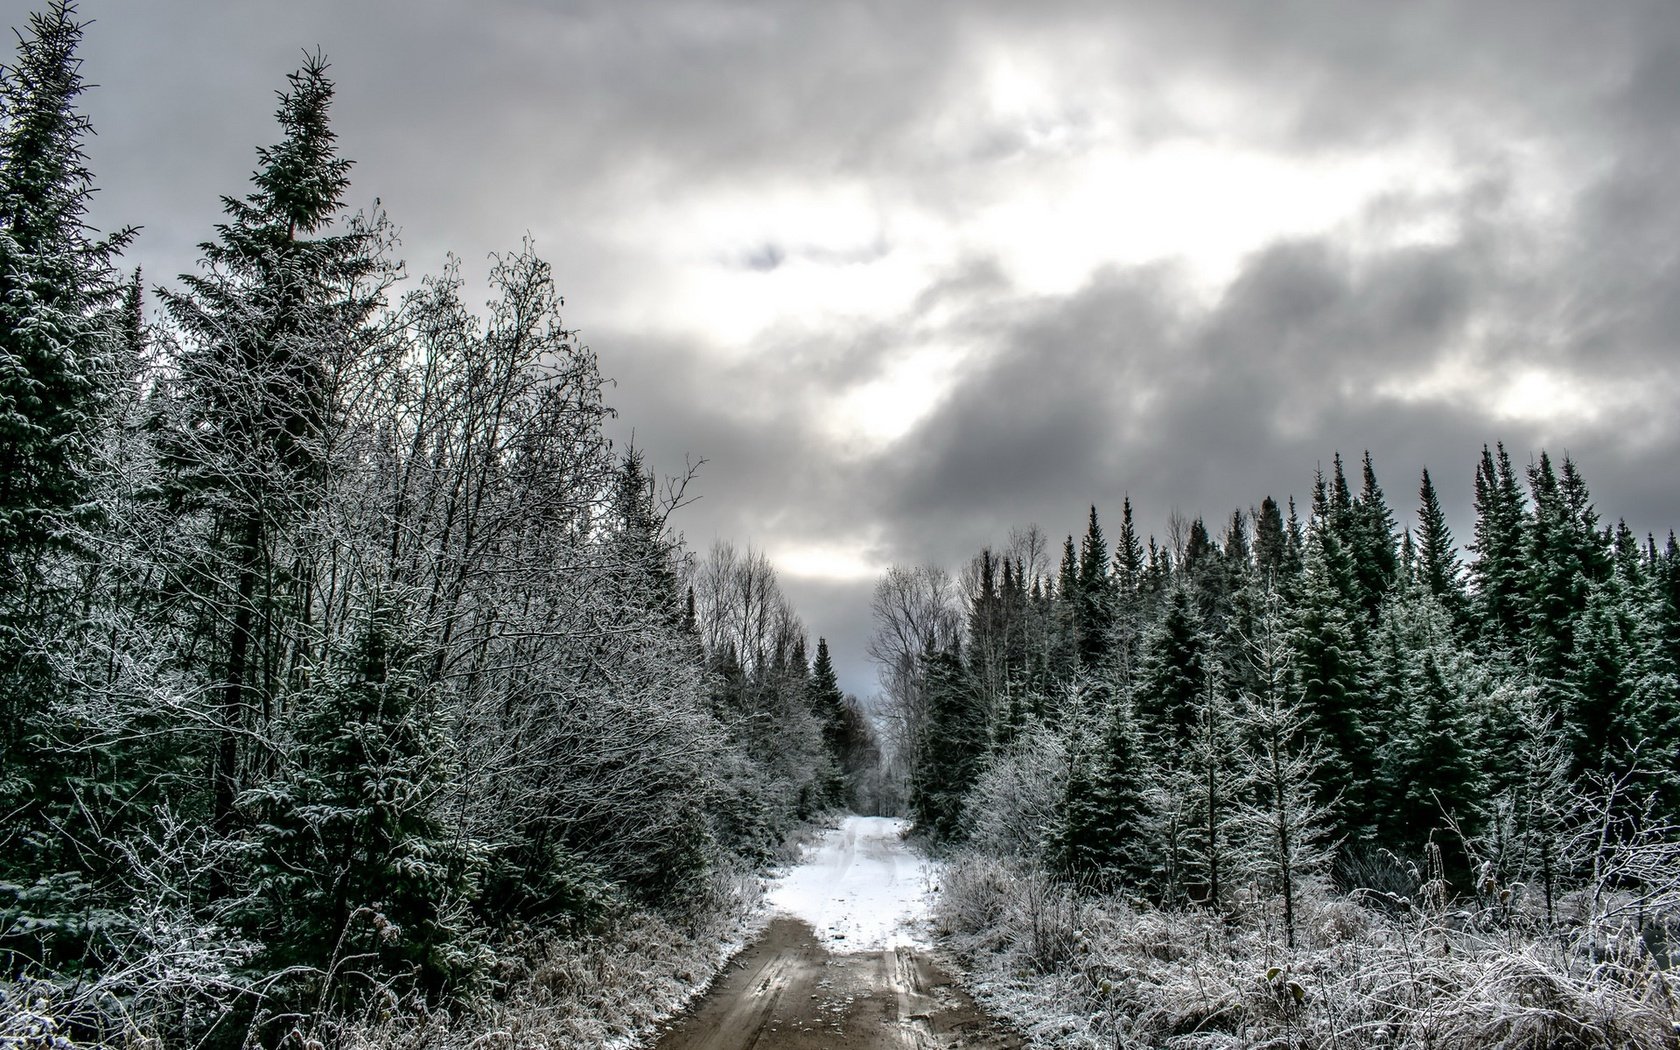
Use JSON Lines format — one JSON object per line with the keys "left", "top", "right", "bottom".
{"left": 1346, "top": 451, "right": 1400, "bottom": 621}
{"left": 966, "top": 547, "right": 1009, "bottom": 730}
{"left": 1051, "top": 679, "right": 1148, "bottom": 890}
{"left": 1076, "top": 505, "right": 1114, "bottom": 668}
{"left": 1238, "top": 586, "right": 1335, "bottom": 951}
{"left": 243, "top": 600, "right": 477, "bottom": 1010}
{"left": 1136, "top": 586, "right": 1209, "bottom": 752}
{"left": 810, "top": 637, "right": 852, "bottom": 805}
{"left": 1254, "top": 496, "right": 1287, "bottom": 584}
{"left": 1520, "top": 454, "right": 1618, "bottom": 737}
{"left": 1051, "top": 534, "right": 1080, "bottom": 682}
{"left": 0, "top": 0, "right": 135, "bottom": 973}
{"left": 1480, "top": 685, "right": 1576, "bottom": 925}
{"left": 1111, "top": 495, "right": 1148, "bottom": 690}
{"left": 609, "top": 448, "right": 685, "bottom": 627}
{"left": 1184, "top": 667, "right": 1240, "bottom": 907}
{"left": 1289, "top": 528, "right": 1373, "bottom": 842}
{"left": 0, "top": 0, "right": 134, "bottom": 595}
{"left": 1414, "top": 467, "right": 1468, "bottom": 624}
{"left": 1469, "top": 443, "right": 1528, "bottom": 648}
{"left": 910, "top": 643, "right": 987, "bottom": 841}
{"left": 158, "top": 55, "right": 390, "bottom": 835}
{"left": 1369, "top": 593, "right": 1483, "bottom": 874}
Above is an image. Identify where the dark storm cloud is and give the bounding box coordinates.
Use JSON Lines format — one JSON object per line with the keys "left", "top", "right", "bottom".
{"left": 52, "top": 0, "right": 1680, "bottom": 695}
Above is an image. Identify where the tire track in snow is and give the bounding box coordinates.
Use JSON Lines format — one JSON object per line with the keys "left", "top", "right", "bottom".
{"left": 652, "top": 817, "right": 1019, "bottom": 1050}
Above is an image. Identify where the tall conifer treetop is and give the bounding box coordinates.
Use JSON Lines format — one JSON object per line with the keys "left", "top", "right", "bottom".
{"left": 0, "top": 0, "right": 133, "bottom": 575}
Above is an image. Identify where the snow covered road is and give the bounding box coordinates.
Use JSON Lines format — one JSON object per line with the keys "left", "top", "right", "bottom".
{"left": 764, "top": 816, "right": 933, "bottom": 951}
{"left": 652, "top": 816, "right": 1019, "bottom": 1050}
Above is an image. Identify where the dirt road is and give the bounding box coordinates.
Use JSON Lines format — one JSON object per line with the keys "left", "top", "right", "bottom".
{"left": 652, "top": 818, "right": 1020, "bottom": 1050}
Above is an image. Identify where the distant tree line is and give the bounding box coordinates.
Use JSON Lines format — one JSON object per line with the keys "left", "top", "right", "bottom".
{"left": 0, "top": 5, "right": 875, "bottom": 1045}
{"left": 884, "top": 447, "right": 1680, "bottom": 944}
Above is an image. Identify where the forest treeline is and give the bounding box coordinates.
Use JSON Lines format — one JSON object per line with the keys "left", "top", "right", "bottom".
{"left": 0, "top": 6, "right": 875, "bottom": 1046}
{"left": 886, "top": 448, "right": 1679, "bottom": 915}
{"left": 880, "top": 450, "right": 1680, "bottom": 1043}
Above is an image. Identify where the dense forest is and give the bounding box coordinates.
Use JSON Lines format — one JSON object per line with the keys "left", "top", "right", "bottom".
{"left": 0, "top": 6, "right": 876, "bottom": 1046}
{"left": 880, "top": 450, "right": 1680, "bottom": 1044}
{"left": 5, "top": 3, "right": 1680, "bottom": 1049}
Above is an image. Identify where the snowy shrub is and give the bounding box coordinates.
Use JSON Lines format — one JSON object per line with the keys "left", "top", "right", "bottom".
{"left": 938, "top": 852, "right": 1680, "bottom": 1049}
{"left": 962, "top": 726, "right": 1067, "bottom": 863}
{"left": 330, "top": 858, "right": 764, "bottom": 1050}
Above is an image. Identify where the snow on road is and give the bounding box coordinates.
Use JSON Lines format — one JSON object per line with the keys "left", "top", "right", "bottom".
{"left": 764, "top": 815, "right": 936, "bottom": 951}
{"left": 653, "top": 817, "right": 1019, "bottom": 1050}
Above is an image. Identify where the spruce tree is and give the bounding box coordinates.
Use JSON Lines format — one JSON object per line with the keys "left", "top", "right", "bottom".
{"left": 910, "top": 643, "right": 987, "bottom": 840}
{"left": 1077, "top": 505, "right": 1115, "bottom": 668}
{"left": 0, "top": 0, "right": 135, "bottom": 970}
{"left": 244, "top": 600, "right": 476, "bottom": 1010}
{"left": 1051, "top": 680, "right": 1148, "bottom": 890}
{"left": 1136, "top": 586, "right": 1209, "bottom": 751}
{"left": 1184, "top": 668, "right": 1240, "bottom": 907}
{"left": 159, "top": 55, "right": 389, "bottom": 835}
{"left": 1469, "top": 443, "right": 1529, "bottom": 648}
{"left": 1346, "top": 451, "right": 1400, "bottom": 621}
{"left": 810, "top": 637, "right": 852, "bottom": 805}
{"left": 1238, "top": 585, "right": 1336, "bottom": 950}
{"left": 0, "top": 0, "right": 134, "bottom": 594}
{"left": 1051, "top": 534, "right": 1080, "bottom": 683}
{"left": 1289, "top": 529, "right": 1373, "bottom": 842}
{"left": 1254, "top": 496, "right": 1287, "bottom": 584}
{"left": 1111, "top": 495, "right": 1148, "bottom": 689}
{"left": 1414, "top": 467, "right": 1468, "bottom": 624}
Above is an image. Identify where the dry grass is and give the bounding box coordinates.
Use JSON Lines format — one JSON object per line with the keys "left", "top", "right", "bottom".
{"left": 327, "top": 864, "right": 765, "bottom": 1050}
{"left": 936, "top": 854, "right": 1680, "bottom": 1049}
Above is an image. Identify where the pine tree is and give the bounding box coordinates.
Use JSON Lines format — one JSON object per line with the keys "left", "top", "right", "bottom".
{"left": 1136, "top": 586, "right": 1209, "bottom": 752}
{"left": 1254, "top": 496, "right": 1287, "bottom": 584}
{"left": 1346, "top": 451, "right": 1400, "bottom": 622}
{"left": 0, "top": 1, "right": 137, "bottom": 972}
{"left": 1051, "top": 534, "right": 1080, "bottom": 683}
{"left": 1470, "top": 443, "right": 1528, "bottom": 648}
{"left": 1238, "top": 585, "right": 1335, "bottom": 950}
{"left": 1525, "top": 452, "right": 1594, "bottom": 684}
{"left": 1369, "top": 593, "right": 1483, "bottom": 877}
{"left": 1184, "top": 668, "right": 1240, "bottom": 907}
{"left": 1111, "top": 495, "right": 1148, "bottom": 690}
{"left": 810, "top": 637, "right": 852, "bottom": 805}
{"left": 158, "top": 55, "right": 390, "bottom": 835}
{"left": 1051, "top": 679, "right": 1148, "bottom": 890}
{"left": 1289, "top": 528, "right": 1373, "bottom": 842}
{"left": 244, "top": 599, "right": 476, "bottom": 1010}
{"left": 609, "top": 448, "right": 685, "bottom": 627}
{"left": 966, "top": 547, "right": 1009, "bottom": 729}
{"left": 1414, "top": 467, "right": 1468, "bottom": 624}
{"left": 1077, "top": 505, "right": 1115, "bottom": 668}
{"left": 0, "top": 0, "right": 134, "bottom": 595}
{"left": 910, "top": 643, "right": 987, "bottom": 840}
{"left": 1480, "top": 685, "right": 1576, "bottom": 925}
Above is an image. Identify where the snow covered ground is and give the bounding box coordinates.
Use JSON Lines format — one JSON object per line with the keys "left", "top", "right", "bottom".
{"left": 763, "top": 815, "right": 938, "bottom": 950}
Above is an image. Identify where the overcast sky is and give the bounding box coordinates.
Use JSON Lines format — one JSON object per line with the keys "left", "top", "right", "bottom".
{"left": 65, "top": 1, "right": 1680, "bottom": 697}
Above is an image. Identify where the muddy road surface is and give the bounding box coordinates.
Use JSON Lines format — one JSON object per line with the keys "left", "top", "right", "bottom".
{"left": 653, "top": 817, "right": 1020, "bottom": 1050}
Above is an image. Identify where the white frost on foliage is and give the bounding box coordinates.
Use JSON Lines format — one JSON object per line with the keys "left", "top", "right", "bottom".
{"left": 765, "top": 815, "right": 938, "bottom": 950}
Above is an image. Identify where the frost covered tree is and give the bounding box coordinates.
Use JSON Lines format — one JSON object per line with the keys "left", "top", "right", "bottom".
{"left": 157, "top": 54, "right": 392, "bottom": 836}
{"left": 911, "top": 642, "right": 987, "bottom": 841}
{"left": 242, "top": 599, "right": 476, "bottom": 1012}
{"left": 1050, "top": 677, "right": 1149, "bottom": 890}
{"left": 1470, "top": 442, "right": 1528, "bottom": 649}
{"left": 1367, "top": 584, "right": 1484, "bottom": 865}
{"left": 0, "top": 0, "right": 133, "bottom": 596}
{"left": 0, "top": 0, "right": 138, "bottom": 973}
{"left": 1289, "top": 526, "right": 1372, "bottom": 842}
{"left": 1414, "top": 467, "right": 1468, "bottom": 625}
{"left": 1237, "top": 587, "right": 1336, "bottom": 950}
